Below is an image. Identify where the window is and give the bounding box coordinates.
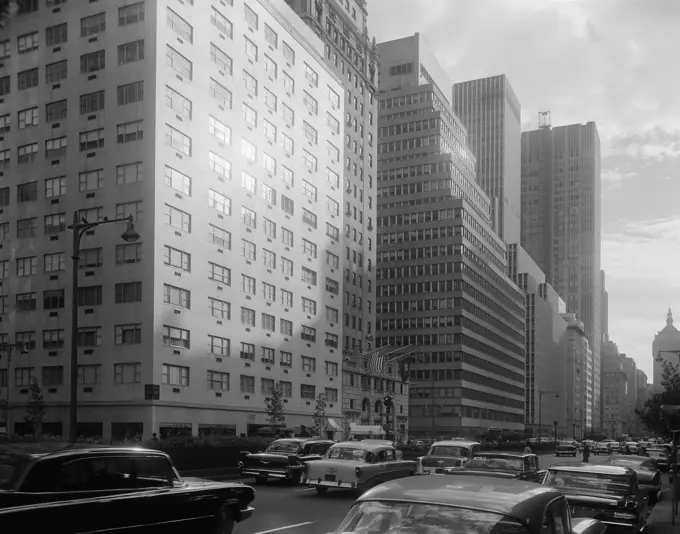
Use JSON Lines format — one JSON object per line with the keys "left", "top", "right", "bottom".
{"left": 282, "top": 165, "right": 294, "bottom": 187}
{"left": 283, "top": 72, "right": 294, "bottom": 94}
{"left": 0, "top": 77, "right": 9, "bottom": 97}
{"left": 46, "top": 60, "right": 67, "bottom": 83}
{"left": 241, "top": 344, "right": 255, "bottom": 360}
{"left": 114, "top": 363, "right": 141, "bottom": 384}
{"left": 303, "top": 91, "right": 318, "bottom": 114}
{"left": 280, "top": 289, "right": 293, "bottom": 308}
{"left": 117, "top": 162, "right": 143, "bottom": 185}
{"left": 208, "top": 371, "right": 229, "bottom": 391}
{"left": 326, "top": 251, "right": 339, "bottom": 269}
{"left": 240, "top": 375, "right": 255, "bottom": 393}
{"left": 241, "top": 239, "right": 256, "bottom": 261}
{"left": 18, "top": 107, "right": 38, "bottom": 129}
{"left": 17, "top": 68, "right": 39, "bottom": 91}
{"left": 209, "top": 262, "right": 231, "bottom": 285}
{"left": 165, "top": 124, "right": 191, "bottom": 155}
{"left": 17, "top": 182, "right": 38, "bottom": 202}
{"left": 164, "top": 245, "right": 190, "bottom": 272}
{"left": 166, "top": 45, "right": 192, "bottom": 79}
{"left": 280, "top": 319, "right": 293, "bottom": 336}
{"left": 80, "top": 50, "right": 105, "bottom": 73}
{"left": 16, "top": 292, "right": 37, "bottom": 311}
{"left": 244, "top": 4, "right": 258, "bottom": 29}
{"left": 164, "top": 284, "right": 190, "bottom": 309}
{"left": 243, "top": 70, "right": 257, "bottom": 95}
{"left": 209, "top": 297, "right": 230, "bottom": 319}
{"left": 264, "top": 24, "right": 279, "bottom": 48}
{"left": 77, "top": 285, "right": 102, "bottom": 306}
{"left": 77, "top": 170, "right": 103, "bottom": 192}
{"left": 283, "top": 41, "right": 295, "bottom": 64}
{"left": 116, "top": 243, "right": 142, "bottom": 264}
{"left": 165, "top": 86, "right": 192, "bottom": 119}
{"left": 244, "top": 37, "right": 258, "bottom": 61}
{"left": 302, "top": 297, "right": 316, "bottom": 316}
{"left": 79, "top": 128, "right": 104, "bottom": 151}
{"left": 78, "top": 365, "right": 101, "bottom": 385}
{"left": 326, "top": 168, "right": 340, "bottom": 188}
{"left": 209, "top": 335, "right": 230, "bottom": 357}
{"left": 116, "top": 200, "right": 142, "bottom": 222}
{"left": 209, "top": 116, "right": 231, "bottom": 143}
{"left": 211, "top": 6, "right": 232, "bottom": 38}
{"left": 303, "top": 239, "right": 317, "bottom": 258}
{"left": 241, "top": 307, "right": 256, "bottom": 327}
{"left": 163, "top": 325, "right": 190, "bottom": 349}
{"left": 119, "top": 2, "right": 145, "bottom": 26}
{"left": 326, "top": 306, "right": 339, "bottom": 324}
{"left": 43, "top": 329, "right": 65, "bottom": 349}
{"left": 17, "top": 218, "right": 37, "bottom": 238}
{"left": 117, "top": 120, "right": 144, "bottom": 143}
{"left": 301, "top": 385, "right": 316, "bottom": 399}
{"left": 261, "top": 183, "right": 276, "bottom": 206}
{"left": 209, "top": 151, "right": 230, "bottom": 179}
{"left": 242, "top": 171, "right": 256, "bottom": 194}
{"left": 281, "top": 195, "right": 294, "bottom": 216}
{"left": 17, "top": 32, "right": 39, "bottom": 53}
{"left": 264, "top": 55, "right": 277, "bottom": 78}
{"left": 0, "top": 114, "right": 9, "bottom": 134}
{"left": 44, "top": 213, "right": 65, "bottom": 235}
{"left": 262, "top": 152, "right": 276, "bottom": 175}
{"left": 282, "top": 103, "right": 294, "bottom": 126}
{"left": 241, "top": 206, "right": 256, "bottom": 229}
{"left": 325, "top": 388, "right": 338, "bottom": 403}
{"left": 301, "top": 266, "right": 317, "bottom": 286}
{"left": 118, "top": 40, "right": 144, "bottom": 65}
{"left": 167, "top": 8, "right": 193, "bottom": 42}
{"left": 165, "top": 204, "right": 191, "bottom": 232}
{"left": 304, "top": 63, "right": 318, "bottom": 87}
{"left": 210, "top": 43, "right": 232, "bottom": 75}
{"left": 241, "top": 274, "right": 256, "bottom": 296}
{"left": 262, "top": 314, "right": 276, "bottom": 332}
{"left": 303, "top": 151, "right": 317, "bottom": 172}
{"left": 115, "top": 324, "right": 142, "bottom": 345}
{"left": 264, "top": 89, "right": 277, "bottom": 111}
{"left": 281, "top": 133, "right": 294, "bottom": 155}
{"left": 263, "top": 218, "right": 276, "bottom": 239}
{"left": 115, "top": 282, "right": 142, "bottom": 303}
{"left": 162, "top": 364, "right": 189, "bottom": 386}
{"left": 327, "top": 142, "right": 340, "bottom": 162}
{"left": 209, "top": 224, "right": 231, "bottom": 248}
{"left": 302, "top": 209, "right": 317, "bottom": 229}
{"left": 43, "top": 366, "right": 64, "bottom": 386}
{"left": 81, "top": 12, "right": 106, "bottom": 37}
{"left": 327, "top": 86, "right": 340, "bottom": 108}
{"left": 46, "top": 23, "right": 68, "bottom": 47}
{"left": 301, "top": 325, "right": 316, "bottom": 342}
{"left": 118, "top": 81, "right": 144, "bottom": 105}
{"left": 44, "top": 253, "right": 65, "bottom": 273}
{"left": 79, "top": 247, "right": 102, "bottom": 269}
{"left": 45, "top": 136, "right": 67, "bottom": 159}
{"left": 262, "top": 282, "right": 275, "bottom": 302}
{"left": 17, "top": 256, "right": 37, "bottom": 277}
{"left": 281, "top": 228, "right": 293, "bottom": 247}
{"left": 210, "top": 78, "right": 232, "bottom": 108}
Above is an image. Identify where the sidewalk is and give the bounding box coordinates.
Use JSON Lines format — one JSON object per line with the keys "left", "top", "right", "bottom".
{"left": 647, "top": 500, "right": 677, "bottom": 534}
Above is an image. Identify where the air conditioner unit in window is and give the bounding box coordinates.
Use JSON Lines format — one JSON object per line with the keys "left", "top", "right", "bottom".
{"left": 345, "top": 231, "right": 351, "bottom": 237}
{"left": 346, "top": 186, "right": 352, "bottom": 193}
{"left": 367, "top": 225, "right": 374, "bottom": 231}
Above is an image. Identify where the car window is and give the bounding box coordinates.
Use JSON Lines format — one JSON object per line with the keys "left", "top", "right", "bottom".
{"left": 310, "top": 443, "right": 330, "bottom": 455}
{"left": 376, "top": 450, "right": 388, "bottom": 463}
{"left": 385, "top": 449, "right": 396, "bottom": 461}
{"left": 0, "top": 453, "right": 31, "bottom": 491}
{"left": 542, "top": 503, "right": 567, "bottom": 534}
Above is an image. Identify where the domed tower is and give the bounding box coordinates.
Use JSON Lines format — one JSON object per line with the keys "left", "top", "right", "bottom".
{"left": 652, "top": 308, "right": 680, "bottom": 390}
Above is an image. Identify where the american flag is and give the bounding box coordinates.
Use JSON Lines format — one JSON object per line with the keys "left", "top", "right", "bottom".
{"left": 369, "top": 352, "right": 385, "bottom": 375}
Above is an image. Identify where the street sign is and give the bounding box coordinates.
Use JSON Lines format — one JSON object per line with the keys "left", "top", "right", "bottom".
{"left": 144, "top": 384, "right": 160, "bottom": 400}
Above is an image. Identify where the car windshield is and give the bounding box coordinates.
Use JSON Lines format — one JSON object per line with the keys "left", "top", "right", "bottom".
{"left": 544, "top": 470, "right": 632, "bottom": 495}
{"left": 0, "top": 453, "right": 30, "bottom": 490}
{"left": 266, "top": 441, "right": 301, "bottom": 454}
{"left": 428, "top": 446, "right": 470, "bottom": 457}
{"left": 333, "top": 501, "right": 529, "bottom": 534}
{"left": 608, "top": 458, "right": 656, "bottom": 470}
{"left": 327, "top": 447, "right": 376, "bottom": 463}
{"left": 466, "top": 456, "right": 523, "bottom": 470}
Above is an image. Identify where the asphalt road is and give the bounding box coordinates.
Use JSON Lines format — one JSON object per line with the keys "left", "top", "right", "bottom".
{"left": 232, "top": 452, "right": 621, "bottom": 534}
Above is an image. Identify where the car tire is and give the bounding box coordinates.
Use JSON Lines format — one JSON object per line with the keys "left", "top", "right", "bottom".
{"left": 315, "top": 487, "right": 328, "bottom": 496}
{"left": 286, "top": 473, "right": 301, "bottom": 486}
{"left": 215, "top": 505, "right": 235, "bottom": 534}
{"left": 254, "top": 476, "right": 267, "bottom": 485}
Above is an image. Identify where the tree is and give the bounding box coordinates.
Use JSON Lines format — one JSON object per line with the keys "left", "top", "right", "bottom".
{"left": 636, "top": 360, "right": 680, "bottom": 438}
{"left": 312, "top": 393, "right": 328, "bottom": 437}
{"left": 25, "top": 378, "right": 48, "bottom": 440}
{"left": 264, "top": 382, "right": 285, "bottom": 428}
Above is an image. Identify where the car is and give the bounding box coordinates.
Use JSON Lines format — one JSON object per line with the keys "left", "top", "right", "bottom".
{"left": 331, "top": 473, "right": 606, "bottom": 534}
{"left": 605, "top": 454, "right": 662, "bottom": 504}
{"left": 646, "top": 448, "right": 670, "bottom": 472}
{"left": 237, "top": 437, "right": 333, "bottom": 485}
{"left": 444, "top": 451, "right": 546, "bottom": 482}
{"left": 0, "top": 443, "right": 255, "bottom": 534}
{"left": 543, "top": 463, "right": 648, "bottom": 532}
{"left": 593, "top": 442, "right": 610, "bottom": 455}
{"left": 556, "top": 440, "right": 578, "bottom": 457}
{"left": 415, "top": 440, "right": 480, "bottom": 474}
{"left": 301, "top": 440, "right": 416, "bottom": 496}
{"left": 622, "top": 441, "right": 639, "bottom": 454}
{"left": 359, "top": 439, "right": 404, "bottom": 460}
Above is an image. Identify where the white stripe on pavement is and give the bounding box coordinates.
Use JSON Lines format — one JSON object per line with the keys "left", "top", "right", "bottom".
{"left": 253, "top": 522, "right": 315, "bottom": 534}
{"left": 294, "top": 487, "right": 315, "bottom": 492}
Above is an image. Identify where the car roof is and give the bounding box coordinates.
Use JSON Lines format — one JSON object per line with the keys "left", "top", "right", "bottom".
{"left": 272, "top": 438, "right": 333, "bottom": 444}
{"left": 548, "top": 463, "right": 634, "bottom": 476}
{"left": 431, "top": 440, "right": 480, "bottom": 447}
{"left": 471, "top": 452, "right": 536, "bottom": 459}
{"left": 332, "top": 441, "right": 391, "bottom": 452}
{"left": 0, "top": 443, "right": 169, "bottom": 461}
{"left": 358, "top": 474, "right": 562, "bottom": 524}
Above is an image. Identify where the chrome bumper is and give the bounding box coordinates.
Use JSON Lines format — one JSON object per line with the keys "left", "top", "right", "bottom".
{"left": 239, "top": 507, "right": 255, "bottom": 522}
{"left": 240, "top": 469, "right": 296, "bottom": 479}
{"left": 302, "top": 477, "right": 357, "bottom": 489}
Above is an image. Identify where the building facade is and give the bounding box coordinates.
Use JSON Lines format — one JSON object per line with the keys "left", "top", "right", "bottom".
{"left": 0, "top": 0, "right": 347, "bottom": 439}
{"left": 560, "top": 314, "right": 591, "bottom": 439}
{"left": 286, "top": 0, "right": 379, "bottom": 358}
{"left": 375, "top": 34, "right": 526, "bottom": 438}
{"left": 652, "top": 308, "right": 680, "bottom": 390}
{"left": 452, "top": 75, "right": 522, "bottom": 244}
{"left": 602, "top": 341, "right": 631, "bottom": 438}
{"left": 634, "top": 369, "right": 649, "bottom": 436}
{"left": 508, "top": 244, "right": 568, "bottom": 438}
{"left": 521, "top": 122, "right": 602, "bottom": 431}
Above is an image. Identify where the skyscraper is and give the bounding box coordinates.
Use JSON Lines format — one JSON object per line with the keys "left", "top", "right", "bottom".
{"left": 452, "top": 75, "right": 522, "bottom": 243}
{"left": 652, "top": 308, "right": 680, "bottom": 389}
{"left": 521, "top": 121, "right": 602, "bottom": 431}
{"left": 376, "top": 34, "right": 526, "bottom": 437}
{"left": 0, "top": 0, "right": 346, "bottom": 439}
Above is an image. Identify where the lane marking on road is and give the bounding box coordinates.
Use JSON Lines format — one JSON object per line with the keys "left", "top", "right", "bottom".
{"left": 253, "top": 522, "right": 315, "bottom": 534}
{"left": 294, "top": 487, "right": 315, "bottom": 492}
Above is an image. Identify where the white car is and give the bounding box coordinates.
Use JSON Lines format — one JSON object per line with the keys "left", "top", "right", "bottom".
{"left": 416, "top": 440, "right": 481, "bottom": 474}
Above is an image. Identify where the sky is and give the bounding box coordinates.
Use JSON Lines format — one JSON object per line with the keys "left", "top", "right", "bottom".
{"left": 367, "top": 0, "right": 680, "bottom": 381}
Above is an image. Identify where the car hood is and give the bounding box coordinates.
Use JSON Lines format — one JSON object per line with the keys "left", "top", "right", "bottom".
{"left": 555, "top": 487, "right": 627, "bottom": 506}
{"left": 444, "top": 468, "right": 519, "bottom": 479}
{"left": 182, "top": 477, "right": 255, "bottom": 497}
{"left": 421, "top": 455, "right": 466, "bottom": 468}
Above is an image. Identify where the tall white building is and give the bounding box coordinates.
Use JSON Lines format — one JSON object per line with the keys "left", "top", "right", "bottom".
{"left": 0, "top": 0, "right": 346, "bottom": 439}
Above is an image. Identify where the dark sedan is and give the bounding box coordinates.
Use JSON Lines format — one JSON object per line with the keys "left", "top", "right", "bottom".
{"left": 332, "top": 474, "right": 606, "bottom": 534}
{"left": 605, "top": 455, "right": 662, "bottom": 504}
{"left": 556, "top": 440, "right": 578, "bottom": 457}
{"left": 0, "top": 443, "right": 254, "bottom": 534}
{"left": 544, "top": 463, "right": 648, "bottom": 532}
{"left": 646, "top": 448, "right": 670, "bottom": 472}
{"left": 444, "top": 452, "right": 546, "bottom": 482}
{"left": 238, "top": 438, "right": 334, "bottom": 485}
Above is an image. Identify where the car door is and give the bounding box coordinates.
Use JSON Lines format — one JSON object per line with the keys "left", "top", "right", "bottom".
{"left": 541, "top": 498, "right": 570, "bottom": 534}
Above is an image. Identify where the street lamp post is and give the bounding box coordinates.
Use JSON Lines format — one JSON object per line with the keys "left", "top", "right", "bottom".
{"left": 1, "top": 341, "right": 28, "bottom": 436}
{"left": 68, "top": 211, "right": 139, "bottom": 443}
{"left": 538, "top": 389, "right": 560, "bottom": 441}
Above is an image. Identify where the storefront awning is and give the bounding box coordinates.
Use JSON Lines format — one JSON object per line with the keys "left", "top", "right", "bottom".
{"left": 349, "top": 424, "right": 385, "bottom": 435}
{"left": 327, "top": 418, "right": 342, "bottom": 431}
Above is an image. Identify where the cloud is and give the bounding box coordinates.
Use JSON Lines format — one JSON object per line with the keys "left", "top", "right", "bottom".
{"left": 601, "top": 169, "right": 638, "bottom": 188}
